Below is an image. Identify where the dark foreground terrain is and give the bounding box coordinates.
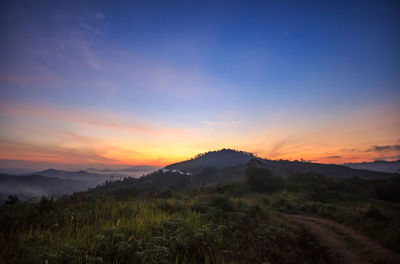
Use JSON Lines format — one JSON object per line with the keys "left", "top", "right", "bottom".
{"left": 1, "top": 150, "right": 399, "bottom": 263}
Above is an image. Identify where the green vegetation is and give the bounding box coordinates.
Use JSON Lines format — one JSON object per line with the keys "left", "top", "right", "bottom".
{"left": 0, "top": 191, "right": 331, "bottom": 264}
{"left": 1, "top": 164, "right": 400, "bottom": 263}
{"left": 246, "top": 166, "right": 285, "bottom": 193}
{"left": 271, "top": 172, "right": 400, "bottom": 251}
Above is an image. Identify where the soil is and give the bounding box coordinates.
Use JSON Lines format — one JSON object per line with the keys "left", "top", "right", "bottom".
{"left": 286, "top": 214, "right": 400, "bottom": 264}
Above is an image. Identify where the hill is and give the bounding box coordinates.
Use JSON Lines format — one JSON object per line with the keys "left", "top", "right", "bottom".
{"left": 166, "top": 149, "right": 392, "bottom": 179}
{"left": 3, "top": 150, "right": 400, "bottom": 264}
{"left": 35, "top": 169, "right": 110, "bottom": 186}
{"left": 0, "top": 168, "right": 156, "bottom": 202}
{"left": 262, "top": 159, "right": 393, "bottom": 179}
{"left": 166, "top": 149, "right": 254, "bottom": 173}
{"left": 344, "top": 160, "right": 400, "bottom": 173}
{"left": 90, "top": 149, "right": 394, "bottom": 196}
{"left": 0, "top": 168, "right": 35, "bottom": 175}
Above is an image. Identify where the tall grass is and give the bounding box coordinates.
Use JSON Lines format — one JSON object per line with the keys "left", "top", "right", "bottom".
{"left": 0, "top": 192, "right": 330, "bottom": 264}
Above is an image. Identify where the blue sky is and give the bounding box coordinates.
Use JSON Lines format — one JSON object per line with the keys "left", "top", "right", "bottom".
{"left": 0, "top": 0, "right": 399, "bottom": 167}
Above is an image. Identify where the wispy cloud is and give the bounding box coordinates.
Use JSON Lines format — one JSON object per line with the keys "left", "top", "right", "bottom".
{"left": 80, "top": 21, "right": 106, "bottom": 37}
{"left": 72, "top": 33, "right": 104, "bottom": 71}
{"left": 0, "top": 100, "right": 189, "bottom": 137}
{"left": 366, "top": 144, "right": 400, "bottom": 152}
{"left": 326, "top": 155, "right": 342, "bottom": 159}
{"left": 94, "top": 12, "right": 105, "bottom": 20}
{"left": 0, "top": 139, "right": 116, "bottom": 164}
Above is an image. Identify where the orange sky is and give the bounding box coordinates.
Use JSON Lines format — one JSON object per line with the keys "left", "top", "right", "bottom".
{"left": 1, "top": 1, "right": 399, "bottom": 169}
{"left": 0, "top": 99, "right": 399, "bottom": 168}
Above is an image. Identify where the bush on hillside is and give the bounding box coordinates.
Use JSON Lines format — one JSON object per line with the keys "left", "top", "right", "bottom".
{"left": 246, "top": 167, "right": 284, "bottom": 193}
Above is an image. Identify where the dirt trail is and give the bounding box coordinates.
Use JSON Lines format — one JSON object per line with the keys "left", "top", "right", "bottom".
{"left": 286, "top": 214, "right": 400, "bottom": 264}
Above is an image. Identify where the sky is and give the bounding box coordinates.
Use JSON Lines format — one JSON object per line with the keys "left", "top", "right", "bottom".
{"left": 0, "top": 0, "right": 399, "bottom": 168}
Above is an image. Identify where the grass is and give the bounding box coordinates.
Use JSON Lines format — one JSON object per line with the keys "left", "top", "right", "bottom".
{"left": 0, "top": 191, "right": 333, "bottom": 264}
{"left": 270, "top": 190, "right": 400, "bottom": 252}
{"left": 1, "top": 169, "right": 400, "bottom": 263}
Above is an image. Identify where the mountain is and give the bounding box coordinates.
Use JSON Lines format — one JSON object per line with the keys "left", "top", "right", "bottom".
{"left": 262, "top": 159, "right": 393, "bottom": 179}
{"left": 35, "top": 169, "right": 123, "bottom": 186}
{"left": 99, "top": 165, "right": 158, "bottom": 172}
{"left": 344, "top": 160, "right": 400, "bottom": 173}
{"left": 0, "top": 173, "right": 90, "bottom": 202}
{"left": 0, "top": 167, "right": 156, "bottom": 202}
{"left": 165, "top": 149, "right": 393, "bottom": 179}
{"left": 86, "top": 166, "right": 159, "bottom": 180}
{"left": 0, "top": 168, "right": 35, "bottom": 175}
{"left": 166, "top": 149, "right": 255, "bottom": 173}
{"left": 90, "top": 149, "right": 394, "bottom": 196}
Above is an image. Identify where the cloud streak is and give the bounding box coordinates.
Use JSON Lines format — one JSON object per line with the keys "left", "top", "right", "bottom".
{"left": 0, "top": 139, "right": 116, "bottom": 164}
{"left": 0, "top": 100, "right": 189, "bottom": 137}
{"left": 366, "top": 144, "right": 400, "bottom": 152}
{"left": 326, "top": 155, "right": 342, "bottom": 159}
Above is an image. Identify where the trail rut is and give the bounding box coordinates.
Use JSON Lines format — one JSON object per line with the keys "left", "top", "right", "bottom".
{"left": 286, "top": 214, "right": 400, "bottom": 264}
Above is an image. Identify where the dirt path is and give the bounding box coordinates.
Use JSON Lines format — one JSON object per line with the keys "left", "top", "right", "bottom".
{"left": 286, "top": 214, "right": 400, "bottom": 264}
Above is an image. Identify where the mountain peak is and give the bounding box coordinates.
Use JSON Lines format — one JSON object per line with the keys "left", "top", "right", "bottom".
{"left": 191, "top": 149, "right": 254, "bottom": 159}
{"left": 166, "top": 149, "right": 256, "bottom": 173}
{"left": 39, "top": 168, "right": 63, "bottom": 174}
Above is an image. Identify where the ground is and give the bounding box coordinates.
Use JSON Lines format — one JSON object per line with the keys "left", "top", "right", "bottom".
{"left": 287, "top": 214, "right": 400, "bottom": 264}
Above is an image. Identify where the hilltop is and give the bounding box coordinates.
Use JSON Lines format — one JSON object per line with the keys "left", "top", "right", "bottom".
{"left": 166, "top": 149, "right": 255, "bottom": 173}
{"left": 166, "top": 149, "right": 392, "bottom": 179}
{"left": 90, "top": 149, "right": 394, "bottom": 196}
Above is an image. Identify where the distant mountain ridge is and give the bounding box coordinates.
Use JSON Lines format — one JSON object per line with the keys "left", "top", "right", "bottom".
{"left": 0, "top": 168, "right": 35, "bottom": 175}
{"left": 0, "top": 167, "right": 156, "bottom": 202}
{"left": 0, "top": 173, "right": 90, "bottom": 201}
{"left": 344, "top": 160, "right": 400, "bottom": 173}
{"left": 98, "top": 165, "right": 158, "bottom": 172}
{"left": 35, "top": 169, "right": 110, "bottom": 186}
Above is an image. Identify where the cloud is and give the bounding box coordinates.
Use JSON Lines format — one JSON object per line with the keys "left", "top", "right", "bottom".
{"left": 95, "top": 12, "right": 104, "bottom": 20}
{"left": 373, "top": 155, "right": 400, "bottom": 161}
{"left": 0, "top": 139, "right": 116, "bottom": 164}
{"left": 340, "top": 148, "right": 358, "bottom": 152}
{"left": 365, "top": 145, "right": 400, "bottom": 162}
{"left": 269, "top": 138, "right": 291, "bottom": 154}
{"left": 369, "top": 144, "right": 400, "bottom": 152}
{"left": 80, "top": 21, "right": 106, "bottom": 37}
{"left": 0, "top": 100, "right": 190, "bottom": 137}
{"left": 50, "top": 15, "right": 107, "bottom": 72}
{"left": 75, "top": 39, "right": 104, "bottom": 71}
{"left": 326, "top": 155, "right": 342, "bottom": 159}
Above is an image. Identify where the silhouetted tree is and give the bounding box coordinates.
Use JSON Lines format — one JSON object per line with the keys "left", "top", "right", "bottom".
{"left": 5, "top": 194, "right": 18, "bottom": 205}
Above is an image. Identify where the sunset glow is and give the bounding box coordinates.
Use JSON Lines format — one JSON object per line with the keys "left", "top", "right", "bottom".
{"left": 1, "top": 1, "right": 399, "bottom": 168}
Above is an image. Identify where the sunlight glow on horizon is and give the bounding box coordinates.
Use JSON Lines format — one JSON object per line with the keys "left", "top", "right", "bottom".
{"left": 0, "top": 1, "right": 399, "bottom": 168}
{"left": 0, "top": 98, "right": 399, "bottom": 167}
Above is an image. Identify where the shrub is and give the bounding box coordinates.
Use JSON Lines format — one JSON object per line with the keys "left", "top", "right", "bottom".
{"left": 357, "top": 203, "right": 385, "bottom": 220}
{"left": 214, "top": 182, "right": 250, "bottom": 197}
{"left": 246, "top": 167, "right": 284, "bottom": 193}
{"left": 5, "top": 194, "right": 19, "bottom": 206}
{"left": 210, "top": 195, "right": 235, "bottom": 212}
